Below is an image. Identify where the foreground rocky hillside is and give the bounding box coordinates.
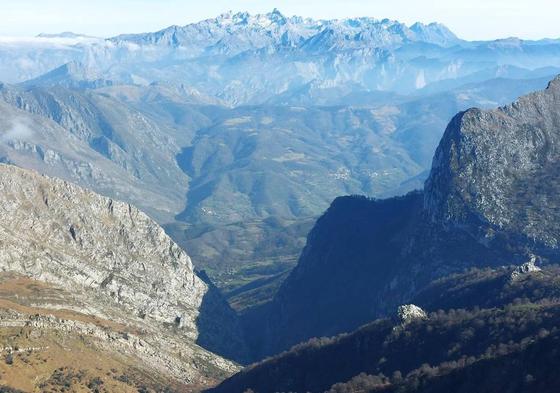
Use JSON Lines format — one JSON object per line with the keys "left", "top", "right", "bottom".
{"left": 241, "top": 75, "right": 560, "bottom": 360}
{"left": 0, "top": 164, "right": 246, "bottom": 391}
{"left": 0, "top": 273, "right": 220, "bottom": 392}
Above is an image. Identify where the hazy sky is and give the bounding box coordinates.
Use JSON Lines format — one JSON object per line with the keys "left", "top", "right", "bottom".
{"left": 0, "top": 0, "right": 558, "bottom": 41}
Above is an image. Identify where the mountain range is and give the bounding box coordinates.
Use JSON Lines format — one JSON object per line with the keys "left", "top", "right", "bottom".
{"left": 1, "top": 10, "right": 560, "bottom": 105}
{"left": 1, "top": 9, "right": 560, "bottom": 310}
{"left": 0, "top": 9, "right": 560, "bottom": 391}
{"left": 0, "top": 73, "right": 557, "bottom": 393}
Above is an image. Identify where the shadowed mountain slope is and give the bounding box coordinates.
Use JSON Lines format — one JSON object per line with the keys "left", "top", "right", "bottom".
{"left": 241, "top": 76, "right": 560, "bottom": 360}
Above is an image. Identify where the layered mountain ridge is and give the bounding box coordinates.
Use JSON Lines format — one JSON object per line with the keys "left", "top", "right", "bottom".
{"left": 2, "top": 10, "right": 560, "bottom": 314}
{"left": 0, "top": 11, "right": 559, "bottom": 393}
{"left": 2, "top": 10, "right": 560, "bottom": 105}
{"left": 2, "top": 75, "right": 551, "bottom": 308}
{"left": 0, "top": 163, "right": 247, "bottom": 390}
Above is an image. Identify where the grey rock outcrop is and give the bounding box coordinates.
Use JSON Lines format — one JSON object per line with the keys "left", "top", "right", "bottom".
{"left": 510, "top": 255, "right": 542, "bottom": 281}
{"left": 0, "top": 164, "right": 247, "bottom": 371}
{"left": 425, "top": 76, "right": 560, "bottom": 250}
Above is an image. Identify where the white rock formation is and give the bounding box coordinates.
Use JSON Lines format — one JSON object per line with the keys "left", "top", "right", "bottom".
{"left": 0, "top": 163, "right": 205, "bottom": 331}
{"left": 397, "top": 304, "right": 428, "bottom": 325}
{"left": 510, "top": 255, "right": 542, "bottom": 281}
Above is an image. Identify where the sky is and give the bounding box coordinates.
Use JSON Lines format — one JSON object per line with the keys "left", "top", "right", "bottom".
{"left": 0, "top": 0, "right": 558, "bottom": 41}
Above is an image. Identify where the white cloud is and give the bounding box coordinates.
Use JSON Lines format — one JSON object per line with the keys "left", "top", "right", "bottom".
{"left": 0, "top": 35, "right": 102, "bottom": 48}
{"left": 1, "top": 118, "right": 35, "bottom": 143}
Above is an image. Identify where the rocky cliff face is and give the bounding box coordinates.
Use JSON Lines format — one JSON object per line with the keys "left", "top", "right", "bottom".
{"left": 425, "top": 75, "right": 560, "bottom": 250}
{"left": 0, "top": 164, "right": 247, "bottom": 387}
{"left": 243, "top": 75, "right": 560, "bottom": 360}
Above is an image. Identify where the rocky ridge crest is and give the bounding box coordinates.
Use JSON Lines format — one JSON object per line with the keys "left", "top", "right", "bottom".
{"left": 425, "top": 76, "right": 560, "bottom": 250}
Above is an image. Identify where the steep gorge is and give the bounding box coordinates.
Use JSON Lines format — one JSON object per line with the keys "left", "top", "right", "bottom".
{"left": 242, "top": 75, "right": 560, "bottom": 360}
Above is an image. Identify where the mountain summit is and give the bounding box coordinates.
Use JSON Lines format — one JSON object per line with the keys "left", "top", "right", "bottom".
{"left": 22, "top": 60, "right": 112, "bottom": 89}
{"left": 425, "top": 74, "right": 560, "bottom": 249}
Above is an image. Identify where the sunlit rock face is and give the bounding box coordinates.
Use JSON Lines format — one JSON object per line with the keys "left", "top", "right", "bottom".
{"left": 425, "top": 75, "right": 560, "bottom": 251}
{"left": 0, "top": 164, "right": 249, "bottom": 368}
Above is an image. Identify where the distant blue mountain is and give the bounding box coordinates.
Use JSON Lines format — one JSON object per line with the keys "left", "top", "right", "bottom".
{"left": 3, "top": 10, "right": 559, "bottom": 105}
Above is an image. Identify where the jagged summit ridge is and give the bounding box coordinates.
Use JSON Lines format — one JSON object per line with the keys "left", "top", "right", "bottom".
{"left": 215, "top": 8, "right": 290, "bottom": 27}
{"left": 110, "top": 9, "right": 460, "bottom": 51}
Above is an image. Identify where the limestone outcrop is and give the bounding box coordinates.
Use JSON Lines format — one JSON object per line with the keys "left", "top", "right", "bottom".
{"left": 396, "top": 304, "right": 428, "bottom": 325}
{"left": 0, "top": 164, "right": 247, "bottom": 386}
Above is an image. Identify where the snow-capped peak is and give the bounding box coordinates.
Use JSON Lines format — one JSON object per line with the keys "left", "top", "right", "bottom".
{"left": 268, "top": 8, "right": 286, "bottom": 23}
{"left": 409, "top": 22, "right": 459, "bottom": 46}
{"left": 108, "top": 10, "right": 461, "bottom": 54}
{"left": 214, "top": 9, "right": 288, "bottom": 28}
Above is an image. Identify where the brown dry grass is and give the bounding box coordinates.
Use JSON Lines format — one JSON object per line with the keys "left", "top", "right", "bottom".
{"left": 0, "top": 273, "right": 192, "bottom": 392}
{"left": 0, "top": 274, "right": 141, "bottom": 335}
